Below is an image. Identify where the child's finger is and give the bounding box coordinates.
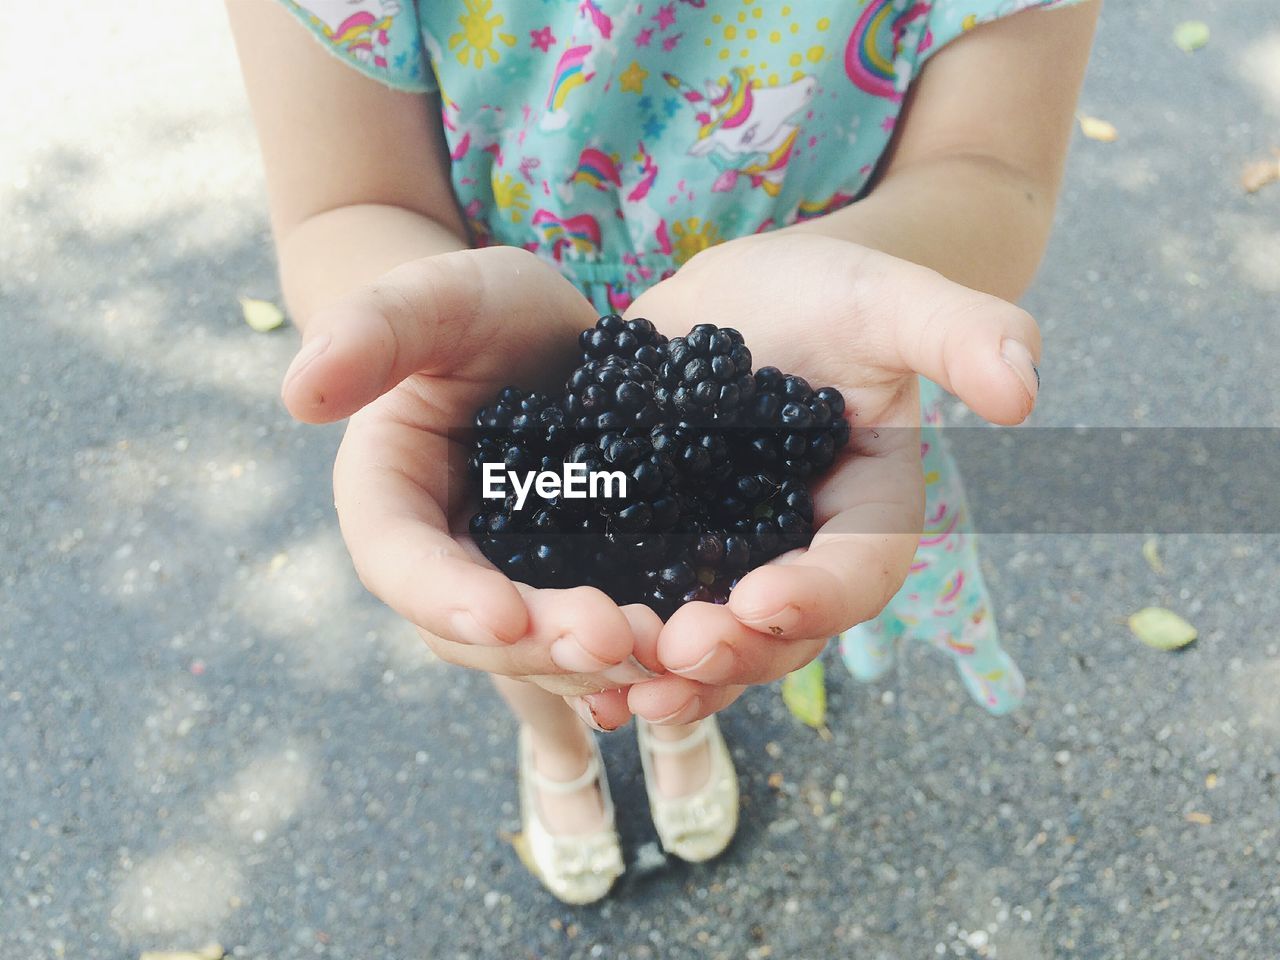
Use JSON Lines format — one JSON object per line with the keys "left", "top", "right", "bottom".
{"left": 620, "top": 603, "right": 666, "bottom": 675}
{"left": 726, "top": 431, "right": 924, "bottom": 641}
{"left": 521, "top": 587, "right": 653, "bottom": 684}
{"left": 334, "top": 422, "right": 531, "bottom": 647}
{"left": 565, "top": 689, "right": 635, "bottom": 732}
{"left": 655, "top": 602, "right": 829, "bottom": 686}
{"left": 282, "top": 246, "right": 596, "bottom": 423}
{"left": 627, "top": 675, "right": 748, "bottom": 724}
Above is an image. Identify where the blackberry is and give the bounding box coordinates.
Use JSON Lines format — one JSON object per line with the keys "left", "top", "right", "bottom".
{"left": 650, "top": 422, "right": 735, "bottom": 490}
{"left": 563, "top": 357, "right": 662, "bottom": 434}
{"left": 469, "top": 389, "right": 567, "bottom": 478}
{"left": 578, "top": 314, "right": 669, "bottom": 368}
{"left": 468, "top": 317, "right": 851, "bottom": 620}
{"left": 743, "top": 368, "right": 851, "bottom": 478}
{"left": 656, "top": 324, "right": 755, "bottom": 423}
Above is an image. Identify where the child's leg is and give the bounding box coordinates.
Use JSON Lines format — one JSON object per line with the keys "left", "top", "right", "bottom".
{"left": 838, "top": 614, "right": 902, "bottom": 682}
{"left": 491, "top": 675, "right": 608, "bottom": 835}
{"left": 839, "top": 380, "right": 1025, "bottom": 715}
{"left": 491, "top": 675, "right": 711, "bottom": 819}
{"left": 644, "top": 720, "right": 714, "bottom": 797}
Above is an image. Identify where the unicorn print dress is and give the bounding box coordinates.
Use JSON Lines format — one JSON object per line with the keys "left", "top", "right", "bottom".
{"left": 275, "top": 0, "right": 1087, "bottom": 715}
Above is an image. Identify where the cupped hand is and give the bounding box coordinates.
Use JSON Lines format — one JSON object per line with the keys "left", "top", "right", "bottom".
{"left": 282, "top": 246, "right": 659, "bottom": 699}
{"left": 619, "top": 232, "right": 1041, "bottom": 723}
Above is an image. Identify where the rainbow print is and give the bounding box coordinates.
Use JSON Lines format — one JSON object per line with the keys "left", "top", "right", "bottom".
{"left": 546, "top": 45, "right": 595, "bottom": 113}
{"left": 844, "top": 0, "right": 898, "bottom": 100}
{"left": 531, "top": 209, "right": 601, "bottom": 260}
{"left": 570, "top": 148, "right": 622, "bottom": 192}
{"left": 795, "top": 191, "right": 857, "bottom": 222}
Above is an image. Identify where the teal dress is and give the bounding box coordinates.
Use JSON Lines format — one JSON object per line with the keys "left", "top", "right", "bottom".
{"left": 275, "top": 0, "right": 1086, "bottom": 714}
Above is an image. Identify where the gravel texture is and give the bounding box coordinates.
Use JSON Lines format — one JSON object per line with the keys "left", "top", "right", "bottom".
{"left": 2, "top": 2, "right": 1278, "bottom": 958}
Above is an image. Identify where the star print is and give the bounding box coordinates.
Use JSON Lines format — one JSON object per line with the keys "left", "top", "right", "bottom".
{"left": 653, "top": 3, "right": 676, "bottom": 31}
{"left": 638, "top": 95, "right": 654, "bottom": 112}
{"left": 643, "top": 115, "right": 666, "bottom": 139}
{"left": 530, "top": 26, "right": 556, "bottom": 52}
{"left": 661, "top": 32, "right": 682, "bottom": 52}
{"left": 620, "top": 60, "right": 649, "bottom": 93}
{"left": 634, "top": 27, "right": 654, "bottom": 47}
{"left": 663, "top": 96, "right": 681, "bottom": 117}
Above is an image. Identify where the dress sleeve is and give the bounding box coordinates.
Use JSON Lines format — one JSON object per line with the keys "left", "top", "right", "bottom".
{"left": 275, "top": 0, "right": 436, "bottom": 93}
{"left": 917, "top": 0, "right": 1094, "bottom": 65}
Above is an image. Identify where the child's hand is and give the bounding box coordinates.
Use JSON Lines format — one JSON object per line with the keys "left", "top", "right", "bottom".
{"left": 620, "top": 233, "right": 1041, "bottom": 723}
{"left": 282, "top": 247, "right": 661, "bottom": 699}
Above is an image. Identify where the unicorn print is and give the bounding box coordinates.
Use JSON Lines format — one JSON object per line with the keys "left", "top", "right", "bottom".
{"left": 292, "top": 0, "right": 401, "bottom": 68}
{"left": 663, "top": 67, "right": 816, "bottom": 196}
{"left": 621, "top": 142, "right": 671, "bottom": 258}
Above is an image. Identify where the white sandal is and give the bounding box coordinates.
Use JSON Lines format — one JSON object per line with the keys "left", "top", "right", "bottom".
{"left": 636, "top": 715, "right": 739, "bottom": 863}
{"left": 516, "top": 726, "right": 624, "bottom": 904}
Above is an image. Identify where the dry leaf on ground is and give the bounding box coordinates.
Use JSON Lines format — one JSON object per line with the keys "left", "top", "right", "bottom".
{"left": 239, "top": 296, "right": 285, "bottom": 333}
{"left": 1142, "top": 538, "right": 1165, "bottom": 575}
{"left": 140, "top": 946, "right": 225, "bottom": 960}
{"left": 1078, "top": 115, "right": 1118, "bottom": 143}
{"left": 1128, "top": 606, "right": 1198, "bottom": 651}
{"left": 1242, "top": 150, "right": 1280, "bottom": 194}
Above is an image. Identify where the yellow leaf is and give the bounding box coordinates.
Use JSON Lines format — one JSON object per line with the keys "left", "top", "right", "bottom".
{"left": 1142, "top": 538, "right": 1165, "bottom": 575}
{"left": 1184, "top": 811, "right": 1212, "bottom": 825}
{"left": 781, "top": 658, "right": 826, "bottom": 729}
{"left": 239, "top": 296, "right": 285, "bottom": 333}
{"left": 1172, "top": 20, "right": 1210, "bottom": 53}
{"left": 1078, "top": 115, "right": 1118, "bottom": 142}
{"left": 1128, "top": 607, "right": 1197, "bottom": 651}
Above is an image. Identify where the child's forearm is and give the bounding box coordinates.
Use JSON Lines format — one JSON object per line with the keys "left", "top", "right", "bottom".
{"left": 785, "top": 154, "right": 1058, "bottom": 303}
{"left": 277, "top": 203, "right": 470, "bottom": 330}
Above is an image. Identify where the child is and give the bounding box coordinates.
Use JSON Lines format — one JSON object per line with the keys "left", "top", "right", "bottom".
{"left": 227, "top": 0, "right": 1097, "bottom": 903}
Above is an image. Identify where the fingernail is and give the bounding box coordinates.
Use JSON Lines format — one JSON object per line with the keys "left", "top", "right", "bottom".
{"left": 1000, "top": 338, "right": 1040, "bottom": 406}
{"left": 651, "top": 696, "right": 703, "bottom": 725}
{"left": 449, "top": 611, "right": 505, "bottom": 647}
{"left": 735, "top": 604, "right": 801, "bottom": 637}
{"left": 600, "top": 655, "right": 659, "bottom": 686}
{"left": 670, "top": 643, "right": 734, "bottom": 682}
{"left": 282, "top": 334, "right": 331, "bottom": 390}
{"left": 568, "top": 696, "right": 607, "bottom": 732}
{"left": 550, "top": 637, "right": 612, "bottom": 673}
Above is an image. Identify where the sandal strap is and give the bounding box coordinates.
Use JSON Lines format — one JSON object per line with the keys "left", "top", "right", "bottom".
{"left": 527, "top": 742, "right": 604, "bottom": 795}
{"left": 639, "top": 717, "right": 713, "bottom": 755}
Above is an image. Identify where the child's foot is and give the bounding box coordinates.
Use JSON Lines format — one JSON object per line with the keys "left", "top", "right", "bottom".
{"left": 525, "top": 723, "right": 609, "bottom": 835}
{"left": 954, "top": 649, "right": 1026, "bottom": 716}
{"left": 517, "top": 725, "right": 623, "bottom": 904}
{"left": 637, "top": 717, "right": 739, "bottom": 862}
{"left": 644, "top": 720, "right": 713, "bottom": 797}
{"left": 839, "top": 620, "right": 896, "bottom": 682}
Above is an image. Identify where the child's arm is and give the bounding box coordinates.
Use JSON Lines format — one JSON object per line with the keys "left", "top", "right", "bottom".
{"left": 227, "top": 0, "right": 468, "bottom": 325}
{"left": 620, "top": 3, "right": 1100, "bottom": 723}
{"left": 228, "top": 0, "right": 658, "bottom": 696}
{"left": 788, "top": 1, "right": 1100, "bottom": 302}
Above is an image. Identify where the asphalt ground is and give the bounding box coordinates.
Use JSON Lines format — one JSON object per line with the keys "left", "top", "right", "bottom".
{"left": 2, "top": 2, "right": 1279, "bottom": 957}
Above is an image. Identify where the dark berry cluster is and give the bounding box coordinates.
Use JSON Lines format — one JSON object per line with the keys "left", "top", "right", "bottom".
{"left": 468, "top": 315, "right": 851, "bottom": 619}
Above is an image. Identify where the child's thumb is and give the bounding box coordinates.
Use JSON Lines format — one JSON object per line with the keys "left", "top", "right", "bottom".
{"left": 872, "top": 259, "right": 1042, "bottom": 426}
{"left": 280, "top": 247, "right": 592, "bottom": 424}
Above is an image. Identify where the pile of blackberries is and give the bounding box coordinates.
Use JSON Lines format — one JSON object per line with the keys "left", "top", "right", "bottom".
{"left": 468, "top": 315, "right": 851, "bottom": 619}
